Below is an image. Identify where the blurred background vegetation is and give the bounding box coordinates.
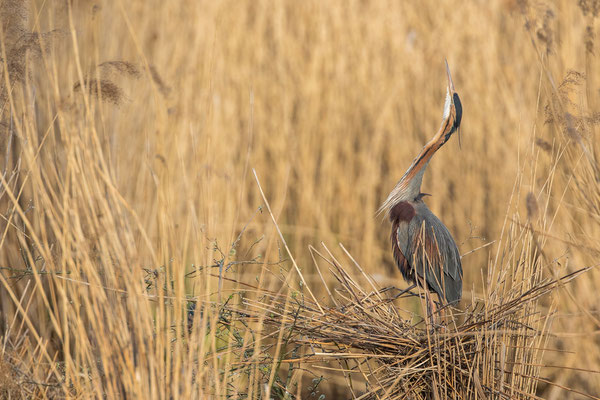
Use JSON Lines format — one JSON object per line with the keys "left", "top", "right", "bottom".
{"left": 1, "top": 0, "right": 600, "bottom": 398}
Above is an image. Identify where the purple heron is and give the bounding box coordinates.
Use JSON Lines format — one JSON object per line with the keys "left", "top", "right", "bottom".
{"left": 379, "top": 62, "right": 463, "bottom": 315}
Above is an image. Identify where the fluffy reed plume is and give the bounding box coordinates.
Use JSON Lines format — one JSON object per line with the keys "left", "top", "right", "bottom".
{"left": 73, "top": 79, "right": 125, "bottom": 105}
{"left": 98, "top": 60, "right": 142, "bottom": 79}
{"left": 71, "top": 61, "right": 169, "bottom": 106}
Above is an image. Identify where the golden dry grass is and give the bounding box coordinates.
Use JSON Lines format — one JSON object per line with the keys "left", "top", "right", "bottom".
{"left": 1, "top": 0, "right": 600, "bottom": 398}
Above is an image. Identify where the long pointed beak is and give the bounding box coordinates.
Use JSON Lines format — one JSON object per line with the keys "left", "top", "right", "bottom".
{"left": 445, "top": 59, "right": 455, "bottom": 95}
{"left": 445, "top": 60, "right": 462, "bottom": 148}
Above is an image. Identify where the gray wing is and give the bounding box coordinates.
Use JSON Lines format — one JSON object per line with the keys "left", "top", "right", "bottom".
{"left": 396, "top": 204, "right": 462, "bottom": 304}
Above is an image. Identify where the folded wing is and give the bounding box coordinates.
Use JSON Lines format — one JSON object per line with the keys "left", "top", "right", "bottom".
{"left": 395, "top": 205, "right": 462, "bottom": 304}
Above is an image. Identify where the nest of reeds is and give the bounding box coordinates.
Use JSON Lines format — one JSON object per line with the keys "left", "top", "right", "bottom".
{"left": 224, "top": 242, "right": 587, "bottom": 400}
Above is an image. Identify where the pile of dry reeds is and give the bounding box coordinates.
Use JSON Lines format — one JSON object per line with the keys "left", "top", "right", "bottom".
{"left": 227, "top": 248, "right": 587, "bottom": 399}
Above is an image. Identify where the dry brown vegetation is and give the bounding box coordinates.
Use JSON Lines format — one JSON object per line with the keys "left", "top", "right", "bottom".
{"left": 1, "top": 0, "right": 600, "bottom": 398}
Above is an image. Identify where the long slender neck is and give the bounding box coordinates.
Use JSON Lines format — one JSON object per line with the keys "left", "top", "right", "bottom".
{"left": 398, "top": 138, "right": 441, "bottom": 195}
{"left": 379, "top": 95, "right": 457, "bottom": 217}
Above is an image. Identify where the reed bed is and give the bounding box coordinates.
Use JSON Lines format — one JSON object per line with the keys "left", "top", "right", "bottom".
{"left": 1, "top": 0, "right": 600, "bottom": 398}
{"left": 226, "top": 244, "right": 588, "bottom": 399}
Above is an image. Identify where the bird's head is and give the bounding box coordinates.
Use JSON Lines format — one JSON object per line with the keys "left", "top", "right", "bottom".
{"left": 440, "top": 61, "right": 462, "bottom": 146}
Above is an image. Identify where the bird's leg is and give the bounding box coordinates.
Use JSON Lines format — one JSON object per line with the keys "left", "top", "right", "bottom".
{"left": 416, "top": 277, "right": 438, "bottom": 328}
{"left": 426, "top": 292, "right": 438, "bottom": 327}
{"left": 391, "top": 283, "right": 417, "bottom": 300}
{"left": 435, "top": 293, "right": 447, "bottom": 326}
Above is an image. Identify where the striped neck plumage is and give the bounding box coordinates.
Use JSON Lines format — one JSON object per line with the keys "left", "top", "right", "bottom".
{"left": 379, "top": 88, "right": 459, "bottom": 218}
{"left": 378, "top": 143, "right": 433, "bottom": 217}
